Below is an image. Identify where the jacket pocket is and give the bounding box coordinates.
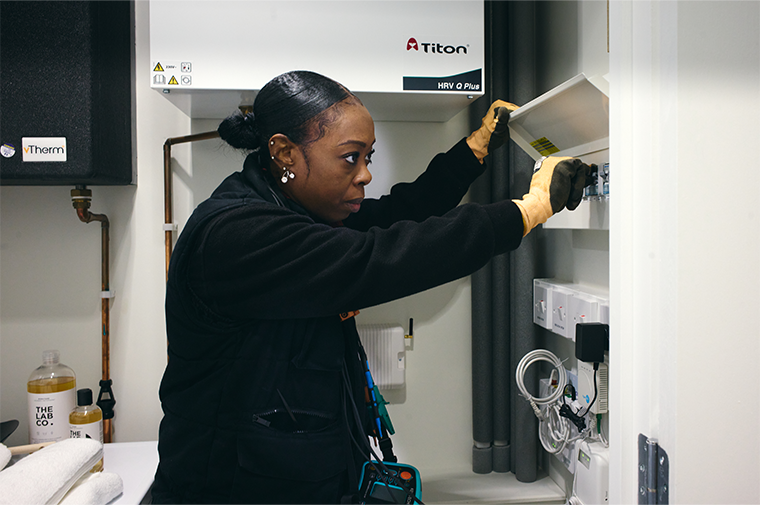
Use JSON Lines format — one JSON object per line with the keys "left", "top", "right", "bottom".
{"left": 235, "top": 410, "right": 347, "bottom": 482}
{"left": 251, "top": 408, "right": 337, "bottom": 434}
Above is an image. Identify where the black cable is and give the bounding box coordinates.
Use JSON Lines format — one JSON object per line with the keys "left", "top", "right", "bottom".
{"left": 581, "top": 368, "right": 599, "bottom": 417}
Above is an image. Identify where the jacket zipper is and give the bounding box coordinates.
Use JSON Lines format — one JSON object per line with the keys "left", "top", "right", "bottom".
{"left": 251, "top": 408, "right": 336, "bottom": 433}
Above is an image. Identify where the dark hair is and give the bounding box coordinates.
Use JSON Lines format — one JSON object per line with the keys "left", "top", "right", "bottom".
{"left": 218, "top": 71, "right": 359, "bottom": 167}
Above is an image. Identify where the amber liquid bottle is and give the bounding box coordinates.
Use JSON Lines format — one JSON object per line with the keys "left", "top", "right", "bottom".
{"left": 27, "top": 350, "right": 76, "bottom": 444}
{"left": 70, "top": 388, "right": 104, "bottom": 472}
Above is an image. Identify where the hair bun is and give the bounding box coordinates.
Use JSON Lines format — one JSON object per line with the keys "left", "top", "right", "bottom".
{"left": 218, "top": 110, "right": 260, "bottom": 150}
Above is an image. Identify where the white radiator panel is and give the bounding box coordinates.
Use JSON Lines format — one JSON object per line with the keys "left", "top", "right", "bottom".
{"left": 357, "top": 325, "right": 406, "bottom": 390}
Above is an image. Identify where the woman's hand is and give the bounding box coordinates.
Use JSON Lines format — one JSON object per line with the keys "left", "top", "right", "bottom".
{"left": 466, "top": 99, "right": 519, "bottom": 162}
{"left": 513, "top": 157, "right": 596, "bottom": 236}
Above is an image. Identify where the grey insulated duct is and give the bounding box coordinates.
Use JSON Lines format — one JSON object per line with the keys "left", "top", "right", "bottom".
{"left": 470, "top": 0, "right": 540, "bottom": 482}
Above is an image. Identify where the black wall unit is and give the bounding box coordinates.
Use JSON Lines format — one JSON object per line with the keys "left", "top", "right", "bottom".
{"left": 0, "top": 1, "right": 135, "bottom": 185}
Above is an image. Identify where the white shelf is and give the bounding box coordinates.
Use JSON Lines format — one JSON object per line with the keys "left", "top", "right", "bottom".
{"left": 420, "top": 469, "right": 565, "bottom": 504}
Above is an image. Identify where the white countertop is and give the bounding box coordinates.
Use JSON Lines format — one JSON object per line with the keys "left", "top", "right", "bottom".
{"left": 100, "top": 442, "right": 566, "bottom": 505}
{"left": 103, "top": 441, "right": 157, "bottom": 505}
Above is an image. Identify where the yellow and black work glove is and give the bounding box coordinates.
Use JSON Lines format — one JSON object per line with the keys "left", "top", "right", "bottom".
{"left": 513, "top": 157, "right": 596, "bottom": 236}
{"left": 467, "top": 99, "right": 519, "bottom": 162}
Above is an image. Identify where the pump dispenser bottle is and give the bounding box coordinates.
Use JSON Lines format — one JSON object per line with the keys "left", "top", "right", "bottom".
{"left": 27, "top": 350, "right": 77, "bottom": 444}
{"left": 70, "top": 388, "right": 104, "bottom": 472}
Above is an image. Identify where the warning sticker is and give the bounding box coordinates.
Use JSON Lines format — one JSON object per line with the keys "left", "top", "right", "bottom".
{"left": 530, "top": 137, "right": 560, "bottom": 156}
{"left": 152, "top": 61, "right": 192, "bottom": 88}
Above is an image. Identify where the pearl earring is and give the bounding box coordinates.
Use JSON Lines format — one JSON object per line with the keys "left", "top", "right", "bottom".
{"left": 281, "top": 166, "right": 295, "bottom": 184}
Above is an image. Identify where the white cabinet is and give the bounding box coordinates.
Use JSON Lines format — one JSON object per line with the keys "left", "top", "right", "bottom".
{"left": 149, "top": 1, "right": 484, "bottom": 121}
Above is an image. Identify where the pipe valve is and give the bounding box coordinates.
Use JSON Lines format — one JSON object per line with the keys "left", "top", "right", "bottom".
{"left": 71, "top": 186, "right": 93, "bottom": 211}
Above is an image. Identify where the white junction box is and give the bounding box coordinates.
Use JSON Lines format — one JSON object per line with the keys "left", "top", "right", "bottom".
{"left": 575, "top": 440, "right": 609, "bottom": 504}
{"left": 357, "top": 325, "right": 406, "bottom": 390}
{"left": 149, "top": 1, "right": 484, "bottom": 121}
{"left": 577, "top": 360, "right": 608, "bottom": 415}
{"left": 533, "top": 279, "right": 609, "bottom": 341}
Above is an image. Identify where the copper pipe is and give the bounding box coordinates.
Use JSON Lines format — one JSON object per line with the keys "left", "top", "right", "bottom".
{"left": 163, "top": 131, "right": 220, "bottom": 280}
{"left": 163, "top": 142, "right": 172, "bottom": 281}
{"left": 72, "top": 187, "right": 113, "bottom": 443}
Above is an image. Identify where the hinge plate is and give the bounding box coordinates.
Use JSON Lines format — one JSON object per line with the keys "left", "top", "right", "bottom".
{"left": 638, "top": 434, "right": 669, "bottom": 504}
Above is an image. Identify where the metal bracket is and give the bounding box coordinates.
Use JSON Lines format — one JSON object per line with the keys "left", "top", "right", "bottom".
{"left": 638, "top": 434, "right": 669, "bottom": 504}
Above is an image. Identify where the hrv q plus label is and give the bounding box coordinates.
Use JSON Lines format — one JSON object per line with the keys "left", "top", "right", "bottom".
{"left": 22, "top": 137, "right": 67, "bottom": 162}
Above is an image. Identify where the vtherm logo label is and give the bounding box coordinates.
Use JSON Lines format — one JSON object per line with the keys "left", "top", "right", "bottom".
{"left": 22, "top": 137, "right": 67, "bottom": 162}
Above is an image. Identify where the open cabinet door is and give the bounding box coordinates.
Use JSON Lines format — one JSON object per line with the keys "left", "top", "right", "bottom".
{"left": 610, "top": 1, "right": 760, "bottom": 503}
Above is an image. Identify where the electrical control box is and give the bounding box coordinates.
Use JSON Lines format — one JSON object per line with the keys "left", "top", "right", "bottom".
{"left": 0, "top": 1, "right": 136, "bottom": 186}
{"left": 533, "top": 279, "right": 609, "bottom": 342}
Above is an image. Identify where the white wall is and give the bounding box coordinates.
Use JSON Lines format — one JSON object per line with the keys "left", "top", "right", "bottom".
{"left": 610, "top": 1, "right": 760, "bottom": 503}
{"left": 0, "top": 1, "right": 475, "bottom": 475}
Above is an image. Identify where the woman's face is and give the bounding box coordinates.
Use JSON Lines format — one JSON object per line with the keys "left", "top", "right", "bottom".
{"left": 278, "top": 103, "right": 376, "bottom": 224}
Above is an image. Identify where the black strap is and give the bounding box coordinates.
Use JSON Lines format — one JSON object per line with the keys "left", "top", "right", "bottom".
{"left": 341, "top": 366, "right": 360, "bottom": 493}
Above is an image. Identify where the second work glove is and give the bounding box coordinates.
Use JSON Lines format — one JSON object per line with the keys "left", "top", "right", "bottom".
{"left": 467, "top": 99, "right": 519, "bottom": 162}
{"left": 513, "top": 157, "right": 596, "bottom": 236}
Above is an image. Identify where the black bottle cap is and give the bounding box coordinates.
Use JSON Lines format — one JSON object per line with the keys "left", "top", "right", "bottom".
{"left": 77, "top": 388, "right": 93, "bottom": 406}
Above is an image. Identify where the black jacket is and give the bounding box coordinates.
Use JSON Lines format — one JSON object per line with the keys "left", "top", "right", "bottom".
{"left": 153, "top": 139, "right": 524, "bottom": 503}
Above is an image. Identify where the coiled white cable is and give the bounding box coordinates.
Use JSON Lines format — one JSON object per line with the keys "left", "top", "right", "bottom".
{"left": 515, "top": 349, "right": 567, "bottom": 410}
{"left": 516, "top": 349, "right": 576, "bottom": 455}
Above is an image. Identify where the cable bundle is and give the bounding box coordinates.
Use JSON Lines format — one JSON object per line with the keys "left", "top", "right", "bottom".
{"left": 516, "top": 349, "right": 585, "bottom": 455}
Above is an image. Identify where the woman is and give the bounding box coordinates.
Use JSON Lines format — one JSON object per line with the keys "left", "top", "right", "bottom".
{"left": 153, "top": 70, "right": 591, "bottom": 504}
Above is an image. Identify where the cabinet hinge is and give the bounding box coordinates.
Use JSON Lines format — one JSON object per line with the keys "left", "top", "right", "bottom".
{"left": 638, "top": 434, "right": 669, "bottom": 504}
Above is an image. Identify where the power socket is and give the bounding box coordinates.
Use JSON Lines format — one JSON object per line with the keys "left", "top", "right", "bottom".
{"left": 577, "top": 361, "right": 608, "bottom": 414}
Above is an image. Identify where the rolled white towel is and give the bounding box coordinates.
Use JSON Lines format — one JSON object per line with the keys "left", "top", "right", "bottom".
{"left": 0, "top": 438, "right": 102, "bottom": 505}
{"left": 0, "top": 445, "right": 9, "bottom": 471}
{"left": 60, "top": 472, "right": 123, "bottom": 505}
